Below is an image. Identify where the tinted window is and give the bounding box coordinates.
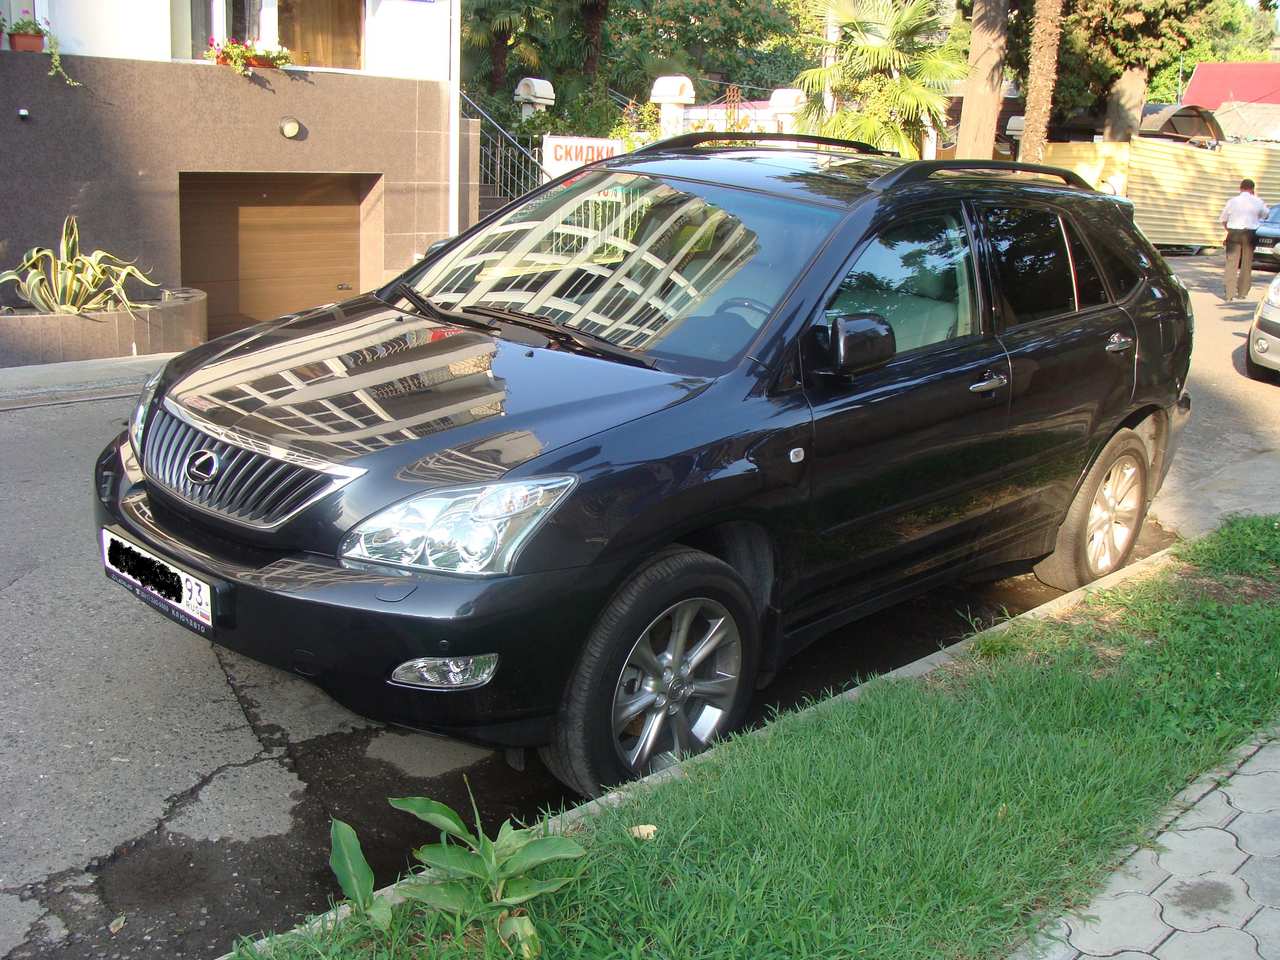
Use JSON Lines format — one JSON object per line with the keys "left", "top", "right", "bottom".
{"left": 981, "top": 206, "right": 1075, "bottom": 324}
{"left": 401, "top": 171, "right": 841, "bottom": 374}
{"left": 824, "top": 210, "right": 977, "bottom": 355}
{"left": 1091, "top": 218, "right": 1151, "bottom": 296}
{"left": 1063, "top": 219, "right": 1109, "bottom": 308}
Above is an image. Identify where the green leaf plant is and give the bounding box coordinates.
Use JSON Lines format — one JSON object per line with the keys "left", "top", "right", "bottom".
{"left": 0, "top": 216, "right": 158, "bottom": 319}
{"left": 327, "top": 787, "right": 586, "bottom": 958}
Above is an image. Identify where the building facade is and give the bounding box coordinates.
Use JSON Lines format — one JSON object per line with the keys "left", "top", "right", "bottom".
{"left": 0, "top": 0, "right": 478, "bottom": 338}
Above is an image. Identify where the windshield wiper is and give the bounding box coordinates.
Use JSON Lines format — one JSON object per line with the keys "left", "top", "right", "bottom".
{"left": 392, "top": 283, "right": 497, "bottom": 333}
{"left": 459, "top": 304, "right": 658, "bottom": 369}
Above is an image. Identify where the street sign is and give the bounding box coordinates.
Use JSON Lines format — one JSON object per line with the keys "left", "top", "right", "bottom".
{"left": 542, "top": 135, "right": 626, "bottom": 180}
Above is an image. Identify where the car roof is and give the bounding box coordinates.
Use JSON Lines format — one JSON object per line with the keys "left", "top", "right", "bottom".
{"left": 603, "top": 145, "right": 1108, "bottom": 212}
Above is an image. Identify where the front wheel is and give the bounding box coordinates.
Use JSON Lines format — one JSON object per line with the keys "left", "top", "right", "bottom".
{"left": 1034, "top": 429, "right": 1149, "bottom": 591}
{"left": 541, "top": 548, "right": 759, "bottom": 797}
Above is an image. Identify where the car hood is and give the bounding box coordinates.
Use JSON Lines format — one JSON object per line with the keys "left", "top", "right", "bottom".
{"left": 161, "top": 295, "right": 710, "bottom": 486}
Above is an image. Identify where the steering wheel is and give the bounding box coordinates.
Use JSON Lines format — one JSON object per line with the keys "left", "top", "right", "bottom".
{"left": 715, "top": 296, "right": 773, "bottom": 318}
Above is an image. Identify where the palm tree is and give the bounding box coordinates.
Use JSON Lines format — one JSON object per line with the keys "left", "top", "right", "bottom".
{"left": 465, "top": 0, "right": 546, "bottom": 93}
{"left": 580, "top": 0, "right": 609, "bottom": 79}
{"left": 797, "top": 0, "right": 968, "bottom": 158}
{"left": 1018, "top": 0, "right": 1065, "bottom": 163}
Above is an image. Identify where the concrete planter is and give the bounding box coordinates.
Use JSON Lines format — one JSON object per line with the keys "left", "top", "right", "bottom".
{"left": 0, "top": 288, "right": 207, "bottom": 368}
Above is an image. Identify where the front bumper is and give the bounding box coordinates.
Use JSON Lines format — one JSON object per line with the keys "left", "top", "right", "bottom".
{"left": 1250, "top": 303, "right": 1280, "bottom": 373}
{"left": 94, "top": 435, "right": 625, "bottom": 746}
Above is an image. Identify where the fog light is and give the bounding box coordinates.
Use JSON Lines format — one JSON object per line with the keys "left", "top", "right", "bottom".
{"left": 391, "top": 654, "right": 499, "bottom": 690}
{"left": 1257, "top": 338, "right": 1270, "bottom": 355}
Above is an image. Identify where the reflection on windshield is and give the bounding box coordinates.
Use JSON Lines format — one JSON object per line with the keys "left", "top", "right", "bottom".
{"left": 168, "top": 309, "right": 510, "bottom": 463}
{"left": 408, "top": 171, "right": 839, "bottom": 366}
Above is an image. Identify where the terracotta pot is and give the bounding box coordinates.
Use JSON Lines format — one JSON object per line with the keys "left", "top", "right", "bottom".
{"left": 246, "top": 55, "right": 276, "bottom": 68}
{"left": 7, "top": 32, "right": 45, "bottom": 53}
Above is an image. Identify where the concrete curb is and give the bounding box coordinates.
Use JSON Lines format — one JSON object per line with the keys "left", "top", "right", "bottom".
{"left": 217, "top": 545, "right": 1184, "bottom": 958}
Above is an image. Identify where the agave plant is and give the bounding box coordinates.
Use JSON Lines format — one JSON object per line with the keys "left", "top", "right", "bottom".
{"left": 0, "top": 216, "right": 157, "bottom": 318}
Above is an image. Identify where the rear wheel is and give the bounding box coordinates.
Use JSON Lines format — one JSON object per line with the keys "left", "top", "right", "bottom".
{"left": 541, "top": 548, "right": 759, "bottom": 797}
{"left": 1034, "top": 429, "right": 1149, "bottom": 591}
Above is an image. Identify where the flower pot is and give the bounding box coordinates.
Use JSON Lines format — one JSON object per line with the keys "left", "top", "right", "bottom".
{"left": 246, "top": 55, "right": 276, "bottom": 68}
{"left": 7, "top": 32, "right": 45, "bottom": 53}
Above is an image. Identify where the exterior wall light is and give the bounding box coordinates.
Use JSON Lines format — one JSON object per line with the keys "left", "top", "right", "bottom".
{"left": 279, "top": 116, "right": 302, "bottom": 139}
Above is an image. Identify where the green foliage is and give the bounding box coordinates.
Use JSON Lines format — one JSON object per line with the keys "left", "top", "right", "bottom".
{"left": 1176, "top": 514, "right": 1280, "bottom": 579}
{"left": 797, "top": 0, "right": 968, "bottom": 157}
{"left": 1146, "top": 0, "right": 1275, "bottom": 102}
{"left": 0, "top": 216, "right": 158, "bottom": 318}
{"left": 6, "top": 11, "right": 79, "bottom": 86}
{"left": 327, "top": 791, "right": 585, "bottom": 958}
{"left": 609, "top": 101, "right": 661, "bottom": 149}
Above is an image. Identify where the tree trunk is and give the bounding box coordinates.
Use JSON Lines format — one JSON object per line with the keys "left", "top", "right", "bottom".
{"left": 1104, "top": 65, "right": 1148, "bottom": 142}
{"left": 1019, "top": 0, "right": 1065, "bottom": 163}
{"left": 487, "top": 29, "right": 511, "bottom": 94}
{"left": 581, "top": 0, "right": 609, "bottom": 79}
{"left": 956, "top": 0, "right": 1010, "bottom": 159}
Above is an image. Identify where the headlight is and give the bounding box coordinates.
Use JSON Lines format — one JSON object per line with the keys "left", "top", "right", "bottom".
{"left": 341, "top": 476, "right": 576, "bottom": 576}
{"left": 1266, "top": 276, "right": 1280, "bottom": 309}
{"left": 129, "top": 365, "right": 165, "bottom": 458}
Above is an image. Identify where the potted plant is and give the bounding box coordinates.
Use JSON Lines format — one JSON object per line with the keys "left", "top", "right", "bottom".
{"left": 203, "top": 37, "right": 292, "bottom": 77}
{"left": 7, "top": 8, "right": 45, "bottom": 51}
{"left": 4, "top": 10, "right": 78, "bottom": 85}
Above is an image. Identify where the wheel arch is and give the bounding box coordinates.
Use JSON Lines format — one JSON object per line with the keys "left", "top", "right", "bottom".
{"left": 1115, "top": 404, "right": 1170, "bottom": 501}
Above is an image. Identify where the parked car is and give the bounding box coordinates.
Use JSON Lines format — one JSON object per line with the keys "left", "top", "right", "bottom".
{"left": 1248, "top": 276, "right": 1280, "bottom": 382}
{"left": 95, "top": 135, "right": 1193, "bottom": 797}
{"left": 1252, "top": 206, "right": 1280, "bottom": 265}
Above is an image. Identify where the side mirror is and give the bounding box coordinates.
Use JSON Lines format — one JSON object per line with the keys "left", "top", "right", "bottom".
{"left": 831, "top": 312, "right": 896, "bottom": 376}
{"left": 425, "top": 238, "right": 450, "bottom": 258}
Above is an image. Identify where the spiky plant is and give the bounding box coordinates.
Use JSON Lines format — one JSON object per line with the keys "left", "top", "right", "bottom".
{"left": 0, "top": 216, "right": 158, "bottom": 318}
{"left": 796, "top": 0, "right": 967, "bottom": 158}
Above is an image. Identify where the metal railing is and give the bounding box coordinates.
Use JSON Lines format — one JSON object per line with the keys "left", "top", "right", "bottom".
{"left": 461, "top": 92, "right": 549, "bottom": 203}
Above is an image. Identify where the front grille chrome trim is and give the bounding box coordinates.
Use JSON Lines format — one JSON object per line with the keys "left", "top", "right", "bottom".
{"left": 141, "top": 399, "right": 365, "bottom": 531}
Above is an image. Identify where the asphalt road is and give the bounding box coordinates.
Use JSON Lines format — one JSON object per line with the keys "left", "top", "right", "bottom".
{"left": 0, "top": 256, "right": 1251, "bottom": 960}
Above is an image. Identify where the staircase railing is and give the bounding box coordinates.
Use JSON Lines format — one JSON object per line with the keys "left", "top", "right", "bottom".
{"left": 461, "top": 92, "right": 549, "bottom": 202}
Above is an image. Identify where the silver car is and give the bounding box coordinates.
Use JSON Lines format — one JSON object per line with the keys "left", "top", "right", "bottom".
{"left": 1249, "top": 279, "right": 1280, "bottom": 381}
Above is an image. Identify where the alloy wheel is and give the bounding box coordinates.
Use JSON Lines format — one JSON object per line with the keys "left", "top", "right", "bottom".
{"left": 610, "top": 597, "right": 742, "bottom": 778}
{"left": 1085, "top": 453, "right": 1142, "bottom": 576}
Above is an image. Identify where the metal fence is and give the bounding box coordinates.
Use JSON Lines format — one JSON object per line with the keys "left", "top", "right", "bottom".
{"left": 461, "top": 92, "right": 548, "bottom": 202}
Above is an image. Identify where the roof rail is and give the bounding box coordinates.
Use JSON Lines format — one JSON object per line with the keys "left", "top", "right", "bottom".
{"left": 870, "top": 160, "right": 1092, "bottom": 191}
{"left": 632, "top": 131, "right": 888, "bottom": 156}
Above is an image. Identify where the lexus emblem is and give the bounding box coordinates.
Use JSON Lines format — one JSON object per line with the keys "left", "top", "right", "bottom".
{"left": 185, "top": 449, "right": 221, "bottom": 485}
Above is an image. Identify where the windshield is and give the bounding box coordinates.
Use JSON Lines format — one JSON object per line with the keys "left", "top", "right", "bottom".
{"left": 395, "top": 170, "right": 842, "bottom": 373}
{"left": 1268, "top": 206, "right": 1280, "bottom": 224}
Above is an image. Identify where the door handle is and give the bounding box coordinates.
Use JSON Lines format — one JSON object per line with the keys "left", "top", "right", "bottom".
{"left": 968, "top": 372, "right": 1009, "bottom": 393}
{"left": 1105, "top": 332, "right": 1135, "bottom": 353}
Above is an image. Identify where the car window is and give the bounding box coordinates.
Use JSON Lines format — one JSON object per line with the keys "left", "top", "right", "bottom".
{"left": 1090, "top": 218, "right": 1150, "bottom": 296}
{"left": 398, "top": 171, "right": 842, "bottom": 375}
{"left": 822, "top": 209, "right": 977, "bottom": 355}
{"left": 1063, "top": 218, "right": 1109, "bottom": 309}
{"left": 1268, "top": 206, "right": 1280, "bottom": 224}
{"left": 980, "top": 206, "right": 1075, "bottom": 324}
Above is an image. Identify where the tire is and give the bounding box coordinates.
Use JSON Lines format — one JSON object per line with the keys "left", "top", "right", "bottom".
{"left": 541, "top": 547, "right": 759, "bottom": 797}
{"left": 1033, "top": 429, "right": 1150, "bottom": 592}
{"left": 1246, "top": 349, "right": 1276, "bottom": 383}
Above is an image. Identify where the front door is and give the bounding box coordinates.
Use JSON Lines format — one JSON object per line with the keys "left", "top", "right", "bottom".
{"left": 794, "top": 204, "right": 1013, "bottom": 635}
{"left": 976, "top": 203, "right": 1139, "bottom": 528}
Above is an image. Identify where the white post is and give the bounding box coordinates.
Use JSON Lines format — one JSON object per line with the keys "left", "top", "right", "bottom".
{"left": 769, "top": 88, "right": 805, "bottom": 135}
{"left": 650, "top": 75, "right": 695, "bottom": 139}
{"left": 822, "top": 9, "right": 840, "bottom": 119}
{"left": 447, "top": 0, "right": 461, "bottom": 237}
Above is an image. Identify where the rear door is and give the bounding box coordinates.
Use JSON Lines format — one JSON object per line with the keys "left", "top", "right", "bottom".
{"left": 977, "top": 202, "right": 1138, "bottom": 528}
{"left": 794, "top": 203, "right": 1014, "bottom": 634}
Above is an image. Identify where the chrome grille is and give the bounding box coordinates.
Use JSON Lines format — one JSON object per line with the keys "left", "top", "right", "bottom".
{"left": 141, "top": 407, "right": 342, "bottom": 529}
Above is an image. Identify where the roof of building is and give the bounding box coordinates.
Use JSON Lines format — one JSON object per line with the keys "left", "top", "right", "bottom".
{"left": 1215, "top": 100, "right": 1280, "bottom": 141}
{"left": 1182, "top": 62, "right": 1280, "bottom": 111}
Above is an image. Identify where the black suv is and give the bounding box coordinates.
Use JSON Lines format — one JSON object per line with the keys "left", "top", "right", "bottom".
{"left": 95, "top": 134, "right": 1192, "bottom": 796}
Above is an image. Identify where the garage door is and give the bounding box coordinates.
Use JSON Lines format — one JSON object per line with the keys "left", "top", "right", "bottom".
{"left": 179, "top": 173, "right": 371, "bottom": 339}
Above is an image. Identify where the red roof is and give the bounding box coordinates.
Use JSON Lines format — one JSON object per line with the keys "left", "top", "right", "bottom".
{"left": 1183, "top": 62, "right": 1280, "bottom": 110}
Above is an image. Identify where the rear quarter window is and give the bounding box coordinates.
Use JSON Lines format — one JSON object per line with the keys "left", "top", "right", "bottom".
{"left": 1088, "top": 207, "right": 1157, "bottom": 296}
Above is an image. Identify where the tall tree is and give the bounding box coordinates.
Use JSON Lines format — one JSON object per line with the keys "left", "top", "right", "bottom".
{"left": 955, "top": 0, "right": 1009, "bottom": 159}
{"left": 797, "top": 0, "right": 967, "bottom": 158}
{"left": 465, "top": 0, "right": 546, "bottom": 93}
{"left": 580, "top": 0, "right": 609, "bottom": 78}
{"left": 1018, "top": 0, "right": 1064, "bottom": 161}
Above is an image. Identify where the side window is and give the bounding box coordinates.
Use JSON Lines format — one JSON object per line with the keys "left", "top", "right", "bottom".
{"left": 1091, "top": 219, "right": 1150, "bottom": 297}
{"left": 981, "top": 206, "right": 1075, "bottom": 325}
{"left": 824, "top": 210, "right": 977, "bottom": 355}
{"left": 1063, "top": 219, "right": 1109, "bottom": 308}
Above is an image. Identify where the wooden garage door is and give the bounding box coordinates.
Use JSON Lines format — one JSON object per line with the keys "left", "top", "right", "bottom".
{"left": 180, "top": 173, "right": 367, "bottom": 339}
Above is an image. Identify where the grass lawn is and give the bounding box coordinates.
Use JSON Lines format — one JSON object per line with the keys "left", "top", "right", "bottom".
{"left": 234, "top": 515, "right": 1280, "bottom": 960}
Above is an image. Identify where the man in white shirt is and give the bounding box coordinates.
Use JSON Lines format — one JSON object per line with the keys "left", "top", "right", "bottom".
{"left": 1220, "top": 178, "right": 1270, "bottom": 300}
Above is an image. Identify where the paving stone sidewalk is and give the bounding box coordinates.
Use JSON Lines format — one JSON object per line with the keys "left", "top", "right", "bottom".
{"left": 1016, "top": 734, "right": 1280, "bottom": 960}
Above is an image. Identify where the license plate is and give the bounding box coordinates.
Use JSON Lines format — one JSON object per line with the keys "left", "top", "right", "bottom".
{"left": 102, "top": 529, "right": 214, "bottom": 635}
